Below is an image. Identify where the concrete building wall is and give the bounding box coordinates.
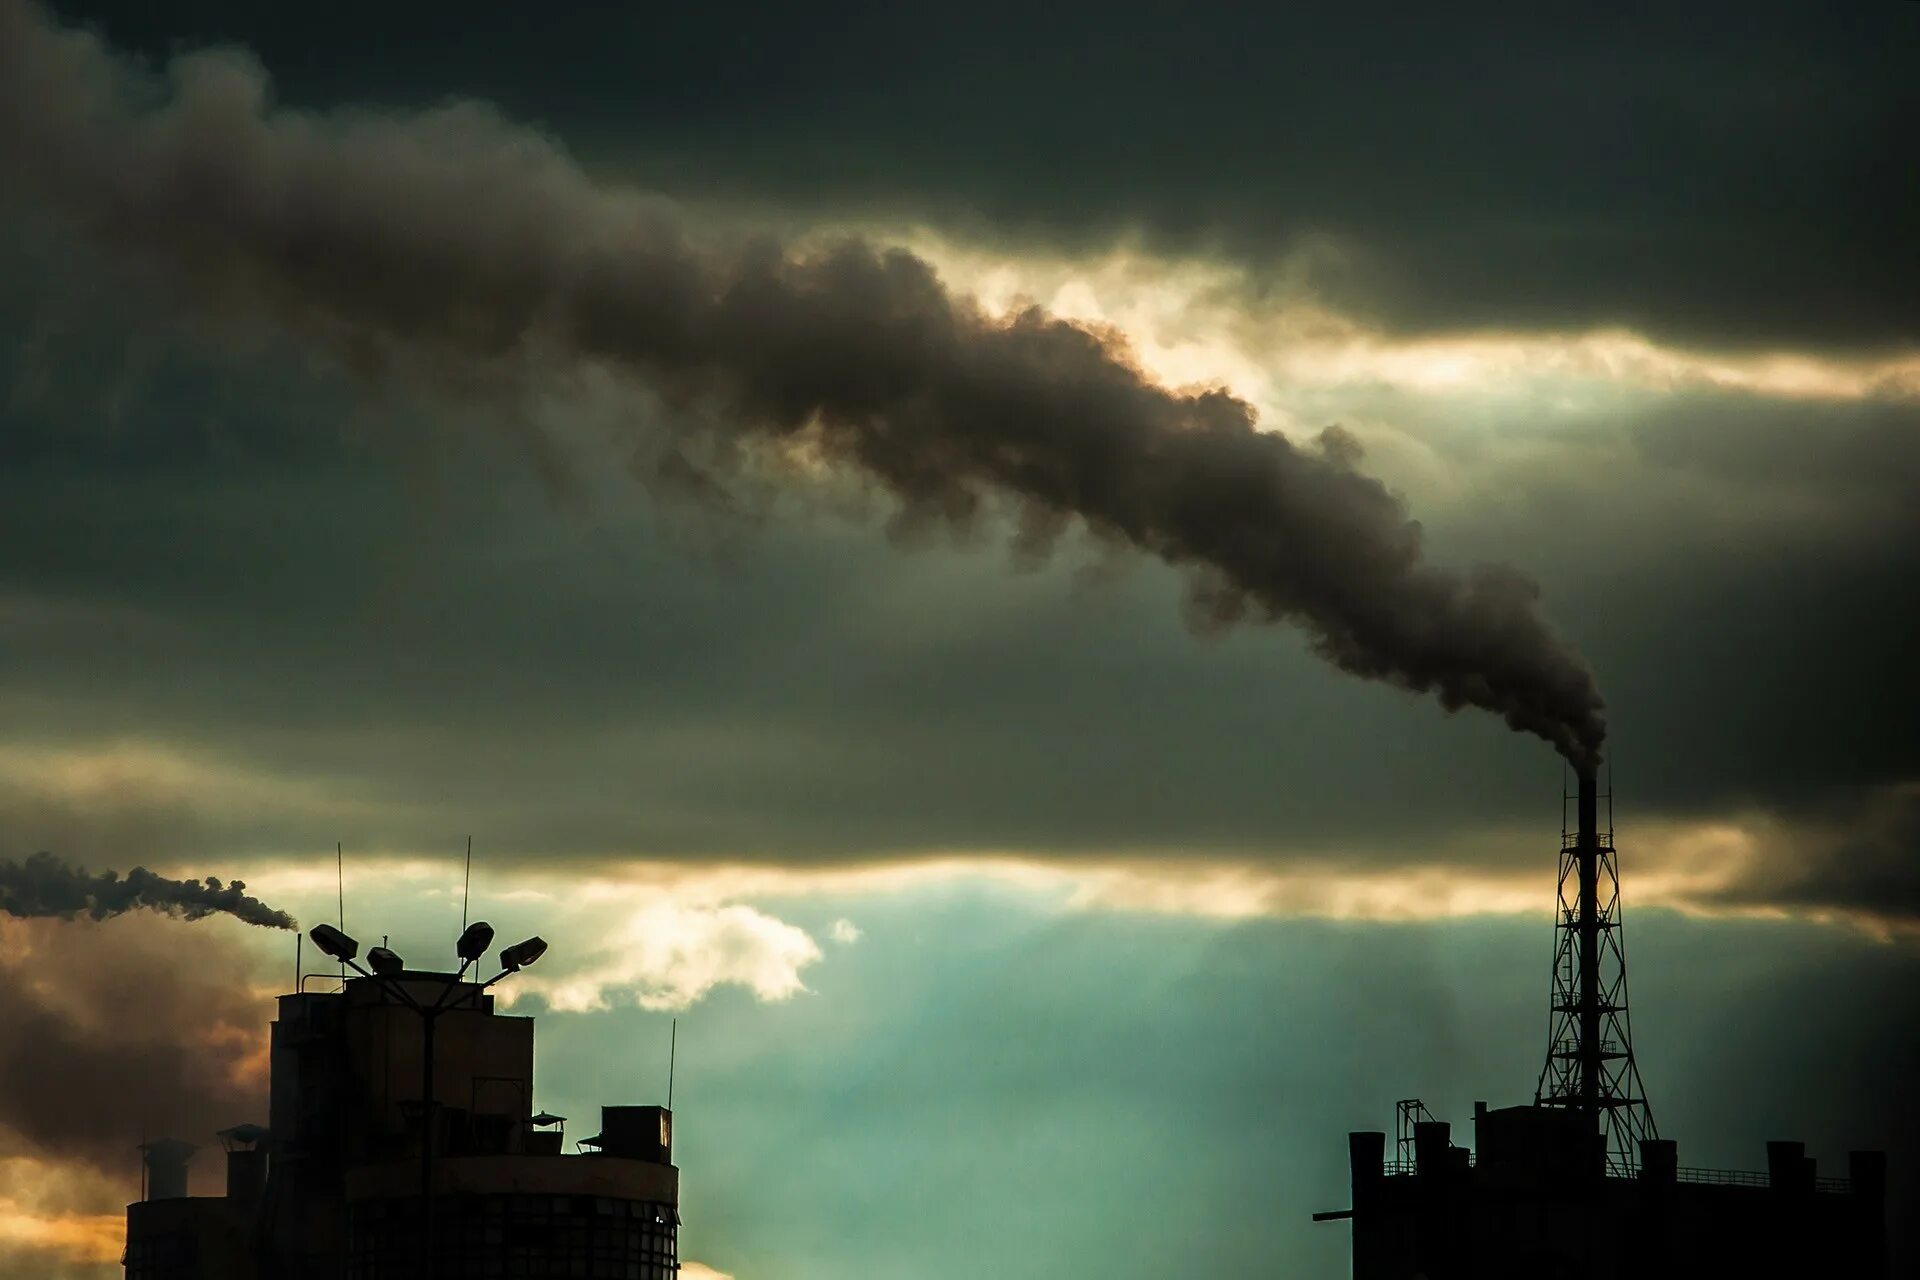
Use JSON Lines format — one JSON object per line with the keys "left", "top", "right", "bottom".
{"left": 125, "top": 1199, "right": 254, "bottom": 1280}
{"left": 344, "top": 1156, "right": 679, "bottom": 1280}
{"left": 1339, "top": 1111, "right": 1888, "bottom": 1280}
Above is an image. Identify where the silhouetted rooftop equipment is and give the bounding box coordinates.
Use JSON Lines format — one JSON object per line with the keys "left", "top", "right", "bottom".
{"left": 216, "top": 1124, "right": 269, "bottom": 1151}
{"left": 580, "top": 1105, "right": 673, "bottom": 1165}
{"left": 310, "top": 922, "right": 357, "bottom": 963}
{"left": 216, "top": 1125, "right": 270, "bottom": 1217}
{"left": 140, "top": 1138, "right": 196, "bottom": 1201}
{"left": 499, "top": 935, "right": 548, "bottom": 971}
{"left": 456, "top": 921, "right": 495, "bottom": 962}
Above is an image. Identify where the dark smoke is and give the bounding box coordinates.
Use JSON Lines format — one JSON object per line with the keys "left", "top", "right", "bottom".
{"left": 0, "top": 1, "right": 1605, "bottom": 765}
{"left": 0, "top": 851, "right": 297, "bottom": 930}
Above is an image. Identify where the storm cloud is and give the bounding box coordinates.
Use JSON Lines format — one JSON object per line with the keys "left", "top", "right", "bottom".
{"left": 38, "top": 1, "right": 1920, "bottom": 353}
{"left": 0, "top": 0, "right": 1606, "bottom": 765}
{"left": 0, "top": 913, "right": 272, "bottom": 1175}
{"left": 1690, "top": 785, "right": 1920, "bottom": 931}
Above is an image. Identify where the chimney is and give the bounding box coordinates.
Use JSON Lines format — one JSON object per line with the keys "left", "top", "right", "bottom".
{"left": 140, "top": 1139, "right": 195, "bottom": 1201}
{"left": 1577, "top": 767, "right": 1599, "bottom": 849}
{"left": 1639, "top": 1138, "right": 1678, "bottom": 1184}
{"left": 1574, "top": 767, "right": 1603, "bottom": 1117}
{"left": 1413, "top": 1120, "right": 1451, "bottom": 1179}
{"left": 1348, "top": 1131, "right": 1385, "bottom": 1200}
{"left": 216, "top": 1123, "right": 270, "bottom": 1217}
{"left": 1767, "top": 1140, "right": 1812, "bottom": 1194}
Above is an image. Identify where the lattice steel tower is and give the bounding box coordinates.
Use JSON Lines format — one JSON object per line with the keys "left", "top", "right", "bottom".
{"left": 1534, "top": 767, "right": 1657, "bottom": 1172}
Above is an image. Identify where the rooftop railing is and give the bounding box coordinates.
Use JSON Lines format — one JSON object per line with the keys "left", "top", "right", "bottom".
{"left": 1380, "top": 1158, "right": 1852, "bottom": 1194}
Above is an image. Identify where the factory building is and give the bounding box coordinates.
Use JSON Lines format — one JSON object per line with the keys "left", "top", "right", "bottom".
{"left": 1325, "top": 1101, "right": 1887, "bottom": 1279}
{"left": 124, "top": 924, "right": 680, "bottom": 1280}
{"left": 1316, "top": 769, "right": 1890, "bottom": 1278}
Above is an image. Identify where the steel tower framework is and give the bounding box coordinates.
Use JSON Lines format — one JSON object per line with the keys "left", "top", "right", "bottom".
{"left": 1535, "top": 767, "right": 1657, "bottom": 1173}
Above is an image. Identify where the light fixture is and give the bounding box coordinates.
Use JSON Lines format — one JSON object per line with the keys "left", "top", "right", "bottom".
{"left": 498, "top": 936, "right": 548, "bottom": 971}
{"left": 367, "top": 946, "right": 404, "bottom": 977}
{"left": 456, "top": 921, "right": 495, "bottom": 963}
{"left": 310, "top": 923, "right": 359, "bottom": 962}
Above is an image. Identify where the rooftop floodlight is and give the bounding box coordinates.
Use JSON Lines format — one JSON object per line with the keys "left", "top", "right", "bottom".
{"left": 367, "top": 946, "right": 404, "bottom": 977}
{"left": 309, "top": 923, "right": 360, "bottom": 963}
{"left": 498, "top": 936, "right": 549, "bottom": 971}
{"left": 456, "top": 921, "right": 496, "bottom": 963}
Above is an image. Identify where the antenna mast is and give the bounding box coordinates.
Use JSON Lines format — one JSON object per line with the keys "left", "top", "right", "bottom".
{"left": 667, "top": 1019, "right": 678, "bottom": 1111}
{"left": 336, "top": 841, "right": 347, "bottom": 983}
{"left": 1535, "top": 766, "right": 1656, "bottom": 1172}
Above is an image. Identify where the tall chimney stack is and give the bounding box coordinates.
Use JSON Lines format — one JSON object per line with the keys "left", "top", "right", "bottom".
{"left": 1577, "top": 767, "right": 1599, "bottom": 850}
{"left": 1575, "top": 767, "right": 1602, "bottom": 1116}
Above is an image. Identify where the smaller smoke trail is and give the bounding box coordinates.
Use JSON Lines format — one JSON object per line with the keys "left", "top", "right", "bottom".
{"left": 0, "top": 851, "right": 297, "bottom": 929}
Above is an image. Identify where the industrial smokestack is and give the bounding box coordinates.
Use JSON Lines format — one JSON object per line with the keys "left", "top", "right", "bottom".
{"left": 1577, "top": 768, "right": 1600, "bottom": 850}
{"left": 0, "top": 0, "right": 1609, "bottom": 766}
{"left": 1574, "top": 765, "right": 1602, "bottom": 1116}
{"left": 0, "top": 852, "right": 297, "bottom": 930}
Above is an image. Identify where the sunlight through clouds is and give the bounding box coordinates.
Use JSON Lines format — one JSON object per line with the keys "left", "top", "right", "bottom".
{"left": 893, "top": 232, "right": 1920, "bottom": 416}
{"left": 0, "top": 1154, "right": 129, "bottom": 1273}
{"left": 504, "top": 900, "right": 823, "bottom": 1013}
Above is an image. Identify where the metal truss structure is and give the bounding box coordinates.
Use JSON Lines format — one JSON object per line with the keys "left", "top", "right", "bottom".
{"left": 1535, "top": 772, "right": 1658, "bottom": 1174}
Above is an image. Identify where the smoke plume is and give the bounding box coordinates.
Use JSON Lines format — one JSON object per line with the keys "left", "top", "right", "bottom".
{"left": 0, "top": 1, "right": 1605, "bottom": 765}
{"left": 0, "top": 851, "right": 296, "bottom": 930}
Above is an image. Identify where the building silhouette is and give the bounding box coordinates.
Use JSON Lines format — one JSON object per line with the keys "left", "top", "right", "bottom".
{"left": 125, "top": 927, "right": 680, "bottom": 1279}
{"left": 1315, "top": 769, "right": 1890, "bottom": 1278}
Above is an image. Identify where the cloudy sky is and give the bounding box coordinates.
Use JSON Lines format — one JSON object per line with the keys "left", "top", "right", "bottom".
{"left": 0, "top": 1, "right": 1915, "bottom": 1274}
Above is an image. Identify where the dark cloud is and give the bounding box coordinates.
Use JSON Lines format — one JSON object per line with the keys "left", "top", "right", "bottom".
{"left": 1694, "top": 785, "right": 1920, "bottom": 929}
{"left": 41, "top": 0, "right": 1920, "bottom": 352}
{"left": 0, "top": 0, "right": 1609, "bottom": 767}
{"left": 0, "top": 7, "right": 1909, "bottom": 891}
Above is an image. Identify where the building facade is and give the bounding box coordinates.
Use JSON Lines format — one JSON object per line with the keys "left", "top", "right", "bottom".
{"left": 1321, "top": 1101, "right": 1888, "bottom": 1278}
{"left": 125, "top": 968, "right": 680, "bottom": 1279}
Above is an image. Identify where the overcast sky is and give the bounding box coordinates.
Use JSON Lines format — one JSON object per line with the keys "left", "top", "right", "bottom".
{"left": 1, "top": 2, "right": 1915, "bottom": 1275}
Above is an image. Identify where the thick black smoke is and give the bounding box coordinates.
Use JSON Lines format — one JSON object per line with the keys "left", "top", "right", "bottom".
{"left": 0, "top": 1, "right": 1605, "bottom": 765}
{"left": 0, "top": 851, "right": 297, "bottom": 930}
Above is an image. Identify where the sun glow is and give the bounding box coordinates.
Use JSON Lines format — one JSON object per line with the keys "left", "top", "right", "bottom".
{"left": 887, "top": 232, "right": 1920, "bottom": 413}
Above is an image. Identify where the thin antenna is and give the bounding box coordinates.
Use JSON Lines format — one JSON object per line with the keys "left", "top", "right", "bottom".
{"left": 461, "top": 835, "right": 473, "bottom": 933}
{"left": 294, "top": 931, "right": 302, "bottom": 995}
{"left": 667, "top": 1019, "right": 678, "bottom": 1111}
{"left": 336, "top": 842, "right": 346, "bottom": 983}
